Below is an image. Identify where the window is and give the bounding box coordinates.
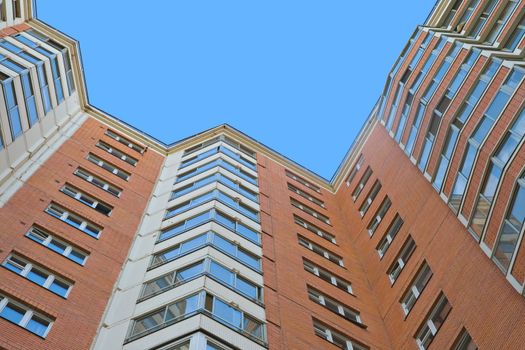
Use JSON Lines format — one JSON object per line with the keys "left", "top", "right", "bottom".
{"left": 127, "top": 291, "right": 266, "bottom": 343}
{"left": 105, "top": 129, "right": 145, "bottom": 153}
{"left": 0, "top": 55, "right": 39, "bottom": 126}
{"left": 367, "top": 196, "right": 392, "bottom": 235}
{"left": 182, "top": 135, "right": 256, "bottom": 159}
{"left": 74, "top": 168, "right": 122, "bottom": 197}
{"left": 60, "top": 184, "right": 113, "bottom": 215}
{"left": 378, "top": 29, "right": 421, "bottom": 122}
{"left": 298, "top": 235, "right": 344, "bottom": 267}
{"left": 441, "top": 0, "right": 463, "bottom": 28}
{"left": 432, "top": 57, "right": 497, "bottom": 191}
{"left": 467, "top": 0, "right": 498, "bottom": 38}
{"left": 345, "top": 154, "right": 364, "bottom": 186}
{"left": 203, "top": 293, "right": 265, "bottom": 341}
{"left": 151, "top": 231, "right": 261, "bottom": 271}
{"left": 313, "top": 319, "right": 369, "bottom": 350}
{"left": 14, "top": 34, "right": 65, "bottom": 104}
{"left": 128, "top": 292, "right": 201, "bottom": 340}
{"left": 0, "top": 72, "right": 22, "bottom": 139}
{"left": 165, "top": 189, "right": 259, "bottom": 222}
{"left": 453, "top": 329, "right": 478, "bottom": 350}
{"left": 45, "top": 203, "right": 102, "bottom": 238}
{"left": 377, "top": 214, "right": 404, "bottom": 258}
{"left": 181, "top": 144, "right": 256, "bottom": 170}
{"left": 96, "top": 141, "right": 138, "bottom": 166}
{"left": 26, "top": 226, "right": 88, "bottom": 265}
{"left": 0, "top": 38, "right": 52, "bottom": 114}
{"left": 3, "top": 254, "right": 73, "bottom": 298}
{"left": 450, "top": 66, "right": 524, "bottom": 214}
{"left": 291, "top": 198, "right": 330, "bottom": 224}
{"left": 415, "top": 293, "right": 452, "bottom": 350}
{"left": 308, "top": 287, "right": 363, "bottom": 326}
{"left": 470, "top": 107, "right": 525, "bottom": 236}
{"left": 502, "top": 16, "right": 525, "bottom": 52}
{"left": 455, "top": 0, "right": 481, "bottom": 32}
{"left": 352, "top": 167, "right": 372, "bottom": 200}
{"left": 288, "top": 183, "right": 325, "bottom": 207}
{"left": 493, "top": 173, "right": 525, "bottom": 272}
{"left": 387, "top": 235, "right": 416, "bottom": 284}
{"left": 294, "top": 215, "right": 336, "bottom": 244}
{"left": 401, "top": 261, "right": 433, "bottom": 315}
{"left": 484, "top": 0, "right": 519, "bottom": 45}
{"left": 25, "top": 30, "right": 76, "bottom": 95}
{"left": 285, "top": 170, "right": 321, "bottom": 193}
{"left": 177, "top": 158, "right": 257, "bottom": 185}
{"left": 87, "top": 154, "right": 130, "bottom": 181}
{"left": 0, "top": 296, "right": 53, "bottom": 337}
{"left": 171, "top": 172, "right": 258, "bottom": 203}
{"left": 303, "top": 259, "right": 353, "bottom": 294}
{"left": 181, "top": 143, "right": 256, "bottom": 170}
{"left": 359, "top": 180, "right": 381, "bottom": 216}
{"left": 142, "top": 258, "right": 262, "bottom": 302}
{"left": 159, "top": 209, "right": 261, "bottom": 244}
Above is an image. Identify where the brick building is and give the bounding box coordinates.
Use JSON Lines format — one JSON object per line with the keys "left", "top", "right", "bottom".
{"left": 0, "top": 0, "right": 524, "bottom": 349}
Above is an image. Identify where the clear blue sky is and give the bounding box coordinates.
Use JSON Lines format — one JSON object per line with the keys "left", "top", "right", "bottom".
{"left": 37, "top": 0, "right": 436, "bottom": 179}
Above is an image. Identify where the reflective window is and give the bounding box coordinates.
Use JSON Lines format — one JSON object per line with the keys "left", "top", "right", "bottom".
{"left": 298, "top": 235, "right": 344, "bottom": 266}
{"left": 74, "top": 168, "right": 122, "bottom": 197}
{"left": 415, "top": 294, "right": 452, "bottom": 350}
{"left": 87, "top": 154, "right": 130, "bottom": 181}
{"left": 387, "top": 235, "right": 416, "bottom": 283}
{"left": 3, "top": 254, "right": 72, "bottom": 298}
{"left": 308, "top": 287, "right": 363, "bottom": 325}
{"left": 367, "top": 196, "right": 392, "bottom": 235}
{"left": 0, "top": 296, "right": 53, "bottom": 337}
{"left": 313, "top": 319, "right": 369, "bottom": 350}
{"left": 401, "top": 261, "right": 433, "bottom": 315}
{"left": 294, "top": 215, "right": 336, "bottom": 244}
{"left": 493, "top": 173, "right": 525, "bottom": 272}
{"left": 45, "top": 203, "right": 102, "bottom": 238}
{"left": 303, "top": 259, "right": 353, "bottom": 294}
{"left": 26, "top": 226, "right": 88, "bottom": 265}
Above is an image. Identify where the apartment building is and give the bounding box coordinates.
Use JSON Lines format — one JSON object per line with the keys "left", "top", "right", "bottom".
{"left": 0, "top": 0, "right": 524, "bottom": 349}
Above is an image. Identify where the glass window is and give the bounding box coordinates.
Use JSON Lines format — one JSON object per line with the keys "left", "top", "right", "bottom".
{"left": 401, "top": 262, "right": 433, "bottom": 315}
{"left": 415, "top": 294, "right": 452, "bottom": 350}
{"left": 2, "top": 254, "right": 72, "bottom": 297}
{"left": 387, "top": 235, "right": 416, "bottom": 283}
{"left": 26, "top": 226, "right": 88, "bottom": 265}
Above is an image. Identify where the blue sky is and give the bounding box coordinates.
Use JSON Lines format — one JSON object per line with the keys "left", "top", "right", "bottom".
{"left": 37, "top": 1, "right": 436, "bottom": 179}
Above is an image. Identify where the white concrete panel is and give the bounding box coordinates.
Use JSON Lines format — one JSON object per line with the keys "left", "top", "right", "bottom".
{"left": 127, "top": 234, "right": 157, "bottom": 261}
{"left": 92, "top": 320, "right": 131, "bottom": 350}
{"left": 103, "top": 286, "right": 142, "bottom": 325}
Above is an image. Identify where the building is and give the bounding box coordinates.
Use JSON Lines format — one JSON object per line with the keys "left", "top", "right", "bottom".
{"left": 0, "top": 0, "right": 524, "bottom": 349}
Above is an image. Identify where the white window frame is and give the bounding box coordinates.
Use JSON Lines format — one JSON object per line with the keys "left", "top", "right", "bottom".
{"left": 298, "top": 236, "right": 344, "bottom": 267}
{"left": 308, "top": 287, "right": 362, "bottom": 324}
{"left": 2, "top": 254, "right": 73, "bottom": 298}
{"left": 26, "top": 226, "right": 88, "bottom": 265}
{"left": 295, "top": 216, "right": 336, "bottom": 244}
{"left": 74, "top": 168, "right": 122, "bottom": 197}
{"left": 60, "top": 184, "right": 113, "bottom": 216}
{"left": 303, "top": 259, "right": 353, "bottom": 293}
{"left": 291, "top": 198, "right": 330, "bottom": 224}
{"left": 0, "top": 296, "right": 53, "bottom": 338}
{"left": 105, "top": 129, "right": 145, "bottom": 153}
{"left": 401, "top": 262, "right": 433, "bottom": 315}
{"left": 387, "top": 235, "right": 416, "bottom": 284}
{"left": 45, "top": 203, "right": 102, "bottom": 238}
{"left": 96, "top": 140, "right": 138, "bottom": 166}
{"left": 86, "top": 154, "right": 130, "bottom": 181}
